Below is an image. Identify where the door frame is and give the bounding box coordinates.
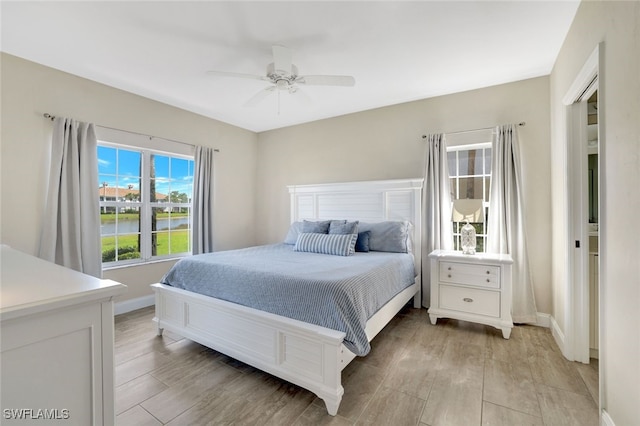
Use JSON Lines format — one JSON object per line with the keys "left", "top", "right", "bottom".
{"left": 562, "top": 43, "right": 603, "bottom": 365}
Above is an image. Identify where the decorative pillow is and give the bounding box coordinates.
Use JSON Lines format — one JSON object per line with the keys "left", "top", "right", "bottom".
{"left": 294, "top": 232, "right": 358, "bottom": 256}
{"left": 284, "top": 221, "right": 304, "bottom": 244}
{"left": 329, "top": 219, "right": 347, "bottom": 227}
{"left": 329, "top": 220, "right": 359, "bottom": 235}
{"left": 355, "top": 231, "right": 371, "bottom": 252}
{"left": 302, "top": 220, "right": 331, "bottom": 234}
{"left": 358, "top": 221, "right": 412, "bottom": 253}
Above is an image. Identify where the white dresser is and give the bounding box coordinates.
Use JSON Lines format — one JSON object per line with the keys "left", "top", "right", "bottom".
{"left": 428, "top": 250, "right": 513, "bottom": 339}
{"left": 0, "top": 246, "right": 126, "bottom": 425}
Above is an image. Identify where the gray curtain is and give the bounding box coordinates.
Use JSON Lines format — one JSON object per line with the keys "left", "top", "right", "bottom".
{"left": 422, "top": 133, "right": 454, "bottom": 307}
{"left": 192, "top": 146, "right": 215, "bottom": 254}
{"left": 487, "top": 124, "right": 538, "bottom": 323}
{"left": 39, "top": 117, "right": 102, "bottom": 277}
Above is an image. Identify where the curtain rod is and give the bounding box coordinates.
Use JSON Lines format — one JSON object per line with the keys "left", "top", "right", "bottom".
{"left": 421, "top": 121, "right": 526, "bottom": 139}
{"left": 43, "top": 113, "right": 219, "bottom": 152}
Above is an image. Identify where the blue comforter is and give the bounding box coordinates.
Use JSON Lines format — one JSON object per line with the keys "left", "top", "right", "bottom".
{"left": 160, "top": 243, "right": 416, "bottom": 355}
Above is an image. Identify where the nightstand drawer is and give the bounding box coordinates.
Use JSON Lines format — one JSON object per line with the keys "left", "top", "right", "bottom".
{"left": 439, "top": 262, "right": 500, "bottom": 289}
{"left": 439, "top": 285, "right": 500, "bottom": 318}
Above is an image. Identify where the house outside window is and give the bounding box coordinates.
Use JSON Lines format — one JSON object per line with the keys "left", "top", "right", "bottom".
{"left": 98, "top": 142, "right": 194, "bottom": 267}
{"left": 447, "top": 137, "right": 492, "bottom": 253}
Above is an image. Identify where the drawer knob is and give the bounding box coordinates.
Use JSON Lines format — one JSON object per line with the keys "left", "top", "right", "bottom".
{"left": 463, "top": 298, "right": 474, "bottom": 303}
{"left": 487, "top": 279, "right": 491, "bottom": 283}
{"left": 486, "top": 270, "right": 490, "bottom": 274}
{"left": 448, "top": 274, "right": 452, "bottom": 278}
{"left": 448, "top": 267, "right": 452, "bottom": 271}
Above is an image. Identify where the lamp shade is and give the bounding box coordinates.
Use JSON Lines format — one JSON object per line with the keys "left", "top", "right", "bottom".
{"left": 452, "top": 199, "right": 485, "bottom": 223}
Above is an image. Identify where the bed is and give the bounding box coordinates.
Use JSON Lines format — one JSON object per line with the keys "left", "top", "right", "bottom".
{"left": 151, "top": 178, "right": 423, "bottom": 416}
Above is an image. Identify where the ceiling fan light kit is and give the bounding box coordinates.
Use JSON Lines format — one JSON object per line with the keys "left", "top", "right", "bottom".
{"left": 207, "top": 45, "right": 355, "bottom": 109}
{"left": 267, "top": 63, "right": 299, "bottom": 91}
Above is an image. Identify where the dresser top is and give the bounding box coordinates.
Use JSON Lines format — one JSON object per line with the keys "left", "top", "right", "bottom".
{"left": 428, "top": 249, "right": 513, "bottom": 264}
{"left": 0, "top": 245, "right": 127, "bottom": 320}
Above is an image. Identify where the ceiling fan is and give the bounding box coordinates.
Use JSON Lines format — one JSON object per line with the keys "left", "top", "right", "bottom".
{"left": 207, "top": 45, "right": 355, "bottom": 108}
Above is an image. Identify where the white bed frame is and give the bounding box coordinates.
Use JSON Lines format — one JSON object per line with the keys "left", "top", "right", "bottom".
{"left": 151, "top": 178, "right": 423, "bottom": 415}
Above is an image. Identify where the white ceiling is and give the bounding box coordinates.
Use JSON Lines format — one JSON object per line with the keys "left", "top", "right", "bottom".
{"left": 1, "top": 1, "right": 579, "bottom": 133}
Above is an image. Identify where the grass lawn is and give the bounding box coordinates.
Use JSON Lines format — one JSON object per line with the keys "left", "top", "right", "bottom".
{"left": 102, "top": 229, "right": 190, "bottom": 261}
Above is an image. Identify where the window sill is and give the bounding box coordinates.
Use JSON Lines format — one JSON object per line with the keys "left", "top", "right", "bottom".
{"left": 102, "top": 255, "right": 188, "bottom": 271}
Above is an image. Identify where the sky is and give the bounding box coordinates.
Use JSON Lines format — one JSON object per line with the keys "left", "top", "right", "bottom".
{"left": 98, "top": 145, "right": 194, "bottom": 199}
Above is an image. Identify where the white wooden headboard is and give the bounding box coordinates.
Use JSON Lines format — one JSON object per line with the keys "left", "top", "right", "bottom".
{"left": 287, "top": 178, "right": 424, "bottom": 293}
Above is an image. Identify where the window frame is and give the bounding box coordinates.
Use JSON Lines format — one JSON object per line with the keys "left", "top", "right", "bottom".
{"left": 447, "top": 141, "right": 492, "bottom": 253}
{"left": 98, "top": 139, "right": 195, "bottom": 269}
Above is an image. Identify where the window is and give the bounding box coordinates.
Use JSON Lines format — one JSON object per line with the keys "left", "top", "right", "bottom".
{"left": 98, "top": 143, "right": 194, "bottom": 266}
{"left": 448, "top": 142, "right": 491, "bottom": 252}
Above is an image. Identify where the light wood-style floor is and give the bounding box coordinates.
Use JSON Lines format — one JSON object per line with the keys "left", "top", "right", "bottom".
{"left": 114, "top": 306, "right": 599, "bottom": 425}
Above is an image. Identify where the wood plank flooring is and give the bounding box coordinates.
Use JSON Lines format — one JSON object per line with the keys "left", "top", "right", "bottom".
{"left": 114, "top": 306, "right": 599, "bottom": 425}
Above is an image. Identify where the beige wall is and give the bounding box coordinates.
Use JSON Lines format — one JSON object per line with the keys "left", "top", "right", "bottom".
{"left": 550, "top": 1, "right": 640, "bottom": 423}
{"left": 256, "top": 77, "right": 553, "bottom": 315}
{"left": 0, "top": 53, "right": 258, "bottom": 302}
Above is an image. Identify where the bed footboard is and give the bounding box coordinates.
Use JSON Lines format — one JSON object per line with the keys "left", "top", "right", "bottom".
{"left": 151, "top": 283, "right": 347, "bottom": 415}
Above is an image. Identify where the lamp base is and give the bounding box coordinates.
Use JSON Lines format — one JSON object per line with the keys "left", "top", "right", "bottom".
{"left": 460, "top": 222, "right": 477, "bottom": 255}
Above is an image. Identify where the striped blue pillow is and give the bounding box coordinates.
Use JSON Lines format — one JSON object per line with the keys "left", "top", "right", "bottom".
{"left": 293, "top": 232, "right": 358, "bottom": 256}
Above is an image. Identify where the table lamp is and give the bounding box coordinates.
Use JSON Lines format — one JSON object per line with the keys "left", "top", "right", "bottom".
{"left": 451, "top": 199, "right": 485, "bottom": 255}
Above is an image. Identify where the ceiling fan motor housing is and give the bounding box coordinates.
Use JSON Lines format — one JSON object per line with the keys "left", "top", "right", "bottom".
{"left": 267, "top": 63, "right": 298, "bottom": 81}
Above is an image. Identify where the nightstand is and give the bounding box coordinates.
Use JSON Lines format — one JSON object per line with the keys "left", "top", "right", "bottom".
{"left": 428, "top": 249, "right": 514, "bottom": 339}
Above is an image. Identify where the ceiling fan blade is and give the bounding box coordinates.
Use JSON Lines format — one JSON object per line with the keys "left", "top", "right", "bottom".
{"left": 290, "top": 86, "right": 312, "bottom": 105}
{"left": 272, "top": 45, "right": 293, "bottom": 75}
{"left": 243, "top": 86, "right": 276, "bottom": 107}
{"left": 296, "top": 75, "right": 355, "bottom": 87}
{"left": 207, "top": 70, "right": 269, "bottom": 82}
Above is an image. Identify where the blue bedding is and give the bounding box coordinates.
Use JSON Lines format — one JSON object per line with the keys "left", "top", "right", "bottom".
{"left": 160, "top": 243, "right": 416, "bottom": 355}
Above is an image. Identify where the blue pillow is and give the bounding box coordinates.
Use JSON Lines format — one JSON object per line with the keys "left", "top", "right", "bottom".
{"left": 294, "top": 232, "right": 358, "bottom": 256}
{"left": 302, "top": 220, "right": 331, "bottom": 234}
{"left": 284, "top": 221, "right": 303, "bottom": 244}
{"left": 329, "top": 220, "right": 359, "bottom": 235}
{"left": 358, "top": 221, "right": 412, "bottom": 253}
{"left": 355, "top": 231, "right": 371, "bottom": 252}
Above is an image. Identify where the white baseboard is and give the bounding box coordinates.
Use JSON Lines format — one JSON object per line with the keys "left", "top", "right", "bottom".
{"left": 115, "top": 300, "right": 553, "bottom": 327}
{"left": 550, "top": 315, "right": 568, "bottom": 358}
{"left": 601, "top": 410, "right": 615, "bottom": 426}
{"left": 535, "top": 312, "right": 551, "bottom": 328}
{"left": 114, "top": 294, "right": 154, "bottom": 315}
{"left": 114, "top": 299, "right": 553, "bottom": 327}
